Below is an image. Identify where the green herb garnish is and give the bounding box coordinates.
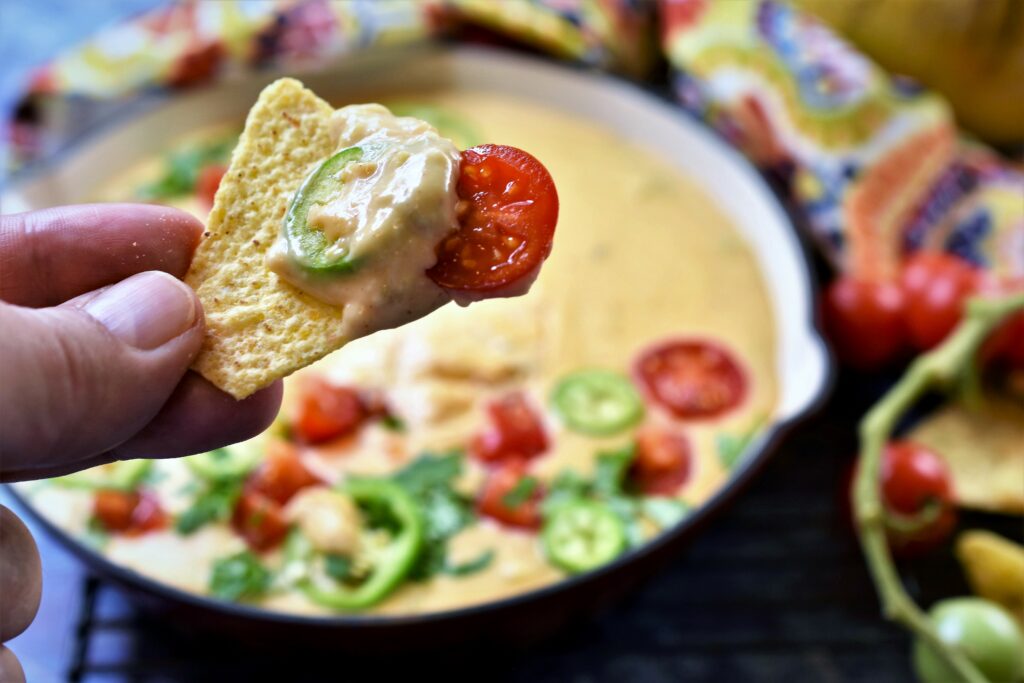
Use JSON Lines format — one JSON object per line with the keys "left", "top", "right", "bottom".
{"left": 175, "top": 479, "right": 242, "bottom": 535}
{"left": 209, "top": 551, "right": 272, "bottom": 602}
{"left": 501, "top": 476, "right": 539, "bottom": 508}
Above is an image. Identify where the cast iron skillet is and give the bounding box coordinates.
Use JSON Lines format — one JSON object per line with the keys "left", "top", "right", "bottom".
{"left": 3, "top": 46, "right": 834, "bottom": 652}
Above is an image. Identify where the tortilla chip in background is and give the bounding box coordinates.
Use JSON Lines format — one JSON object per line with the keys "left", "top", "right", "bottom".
{"left": 956, "top": 530, "right": 1024, "bottom": 627}
{"left": 185, "top": 78, "right": 350, "bottom": 400}
{"left": 908, "top": 394, "right": 1024, "bottom": 514}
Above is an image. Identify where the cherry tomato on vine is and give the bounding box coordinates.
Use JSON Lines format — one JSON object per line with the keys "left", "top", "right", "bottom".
{"left": 822, "top": 276, "right": 908, "bottom": 369}
{"left": 900, "top": 251, "right": 981, "bottom": 351}
{"left": 427, "top": 144, "right": 558, "bottom": 299}
{"left": 913, "top": 598, "right": 1024, "bottom": 683}
{"left": 850, "top": 441, "right": 957, "bottom": 556}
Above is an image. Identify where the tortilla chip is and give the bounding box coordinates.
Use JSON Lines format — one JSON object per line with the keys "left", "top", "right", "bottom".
{"left": 908, "top": 395, "right": 1024, "bottom": 514}
{"left": 185, "top": 78, "right": 350, "bottom": 399}
{"left": 956, "top": 530, "right": 1024, "bottom": 626}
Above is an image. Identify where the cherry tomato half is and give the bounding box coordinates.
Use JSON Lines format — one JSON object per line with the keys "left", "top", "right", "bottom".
{"left": 900, "top": 251, "right": 981, "bottom": 351}
{"left": 246, "top": 441, "right": 323, "bottom": 505}
{"left": 478, "top": 463, "right": 543, "bottom": 530}
{"left": 196, "top": 163, "right": 228, "bottom": 208}
{"left": 427, "top": 144, "right": 558, "bottom": 297}
{"left": 822, "top": 276, "right": 908, "bottom": 369}
{"left": 471, "top": 392, "right": 548, "bottom": 464}
{"left": 292, "top": 377, "right": 367, "bottom": 445}
{"left": 232, "top": 490, "right": 289, "bottom": 552}
{"left": 93, "top": 490, "right": 167, "bottom": 536}
{"left": 633, "top": 339, "right": 747, "bottom": 419}
{"left": 630, "top": 427, "right": 693, "bottom": 495}
{"left": 873, "top": 441, "right": 957, "bottom": 556}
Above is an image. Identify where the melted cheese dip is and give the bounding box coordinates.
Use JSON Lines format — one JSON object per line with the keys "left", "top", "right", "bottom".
{"left": 267, "top": 104, "right": 460, "bottom": 339}
{"left": 25, "top": 91, "right": 778, "bottom": 617}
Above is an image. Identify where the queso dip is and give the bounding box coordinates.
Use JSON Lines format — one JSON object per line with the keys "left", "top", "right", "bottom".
{"left": 22, "top": 91, "right": 777, "bottom": 616}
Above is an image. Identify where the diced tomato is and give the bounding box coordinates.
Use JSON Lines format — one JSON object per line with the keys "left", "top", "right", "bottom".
{"left": 477, "top": 463, "right": 543, "bottom": 530}
{"left": 633, "top": 339, "right": 747, "bottom": 419}
{"left": 196, "top": 163, "right": 227, "bottom": 207}
{"left": 232, "top": 490, "right": 289, "bottom": 552}
{"left": 471, "top": 392, "right": 548, "bottom": 463}
{"left": 427, "top": 144, "right": 558, "bottom": 298}
{"left": 630, "top": 428, "right": 692, "bottom": 495}
{"left": 900, "top": 251, "right": 981, "bottom": 351}
{"left": 246, "top": 441, "right": 323, "bottom": 505}
{"left": 292, "top": 377, "right": 367, "bottom": 445}
{"left": 93, "top": 490, "right": 167, "bottom": 536}
{"left": 822, "top": 276, "right": 909, "bottom": 369}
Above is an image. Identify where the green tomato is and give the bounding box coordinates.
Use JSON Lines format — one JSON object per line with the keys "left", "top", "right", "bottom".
{"left": 912, "top": 598, "right": 1024, "bottom": 683}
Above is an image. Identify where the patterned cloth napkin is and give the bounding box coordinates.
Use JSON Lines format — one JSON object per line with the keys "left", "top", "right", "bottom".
{"left": 4, "top": 0, "right": 1021, "bottom": 282}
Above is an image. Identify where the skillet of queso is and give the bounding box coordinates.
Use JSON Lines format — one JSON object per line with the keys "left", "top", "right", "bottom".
{"left": 20, "top": 90, "right": 778, "bottom": 616}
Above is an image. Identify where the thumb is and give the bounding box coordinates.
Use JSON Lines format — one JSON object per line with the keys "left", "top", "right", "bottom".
{"left": 0, "top": 271, "right": 204, "bottom": 476}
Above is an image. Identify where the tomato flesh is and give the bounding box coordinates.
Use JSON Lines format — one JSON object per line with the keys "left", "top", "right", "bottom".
{"left": 232, "top": 490, "right": 289, "bottom": 552}
{"left": 478, "top": 463, "right": 543, "bottom": 529}
{"left": 196, "top": 163, "right": 227, "bottom": 207}
{"left": 93, "top": 490, "right": 167, "bottom": 536}
{"left": 877, "top": 441, "right": 956, "bottom": 556}
{"left": 293, "top": 377, "right": 367, "bottom": 445}
{"left": 823, "top": 276, "right": 908, "bottom": 369}
{"left": 900, "top": 251, "right": 981, "bottom": 351}
{"left": 630, "top": 428, "right": 693, "bottom": 495}
{"left": 427, "top": 144, "right": 557, "bottom": 295}
{"left": 633, "top": 339, "right": 747, "bottom": 419}
{"left": 247, "top": 441, "right": 323, "bottom": 505}
{"left": 471, "top": 392, "right": 548, "bottom": 463}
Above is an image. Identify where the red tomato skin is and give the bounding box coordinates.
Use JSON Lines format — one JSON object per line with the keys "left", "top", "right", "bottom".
{"left": 631, "top": 428, "right": 693, "bottom": 495}
{"left": 477, "top": 463, "right": 543, "bottom": 530}
{"left": 471, "top": 392, "right": 548, "bottom": 464}
{"left": 232, "top": 490, "right": 289, "bottom": 552}
{"left": 196, "top": 164, "right": 227, "bottom": 207}
{"left": 822, "top": 276, "right": 908, "bottom": 369}
{"left": 979, "top": 277, "right": 1024, "bottom": 367}
{"left": 427, "top": 144, "right": 558, "bottom": 295}
{"left": 900, "top": 251, "right": 981, "bottom": 351}
{"left": 293, "top": 378, "right": 367, "bottom": 445}
{"left": 247, "top": 441, "right": 322, "bottom": 505}
{"left": 633, "top": 339, "right": 747, "bottom": 420}
{"left": 879, "top": 441, "right": 957, "bottom": 556}
{"left": 93, "top": 490, "right": 166, "bottom": 536}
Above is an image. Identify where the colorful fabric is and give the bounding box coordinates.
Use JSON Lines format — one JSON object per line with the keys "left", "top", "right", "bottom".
{"left": 4, "top": 0, "right": 1021, "bottom": 282}
{"left": 662, "top": 0, "right": 1022, "bottom": 281}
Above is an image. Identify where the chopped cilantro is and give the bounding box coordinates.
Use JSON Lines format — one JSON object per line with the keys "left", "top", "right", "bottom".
{"left": 175, "top": 479, "right": 242, "bottom": 535}
{"left": 379, "top": 414, "right": 406, "bottom": 432}
{"left": 501, "top": 476, "right": 539, "bottom": 508}
{"left": 444, "top": 549, "right": 495, "bottom": 577}
{"left": 323, "top": 554, "right": 354, "bottom": 583}
{"left": 209, "top": 551, "right": 271, "bottom": 601}
{"left": 137, "top": 136, "right": 236, "bottom": 200}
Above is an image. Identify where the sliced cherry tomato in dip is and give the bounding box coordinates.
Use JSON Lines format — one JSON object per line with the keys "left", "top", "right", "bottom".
{"left": 292, "top": 378, "right": 367, "bottom": 445}
{"left": 900, "top": 251, "right": 981, "bottom": 351}
{"left": 822, "top": 276, "right": 908, "bottom": 369}
{"left": 633, "top": 339, "right": 747, "bottom": 419}
{"left": 478, "top": 463, "right": 543, "bottom": 529}
{"left": 472, "top": 392, "right": 548, "bottom": 463}
{"left": 246, "top": 441, "right": 323, "bottom": 505}
{"left": 232, "top": 490, "right": 289, "bottom": 552}
{"left": 426, "top": 144, "right": 558, "bottom": 297}
{"left": 630, "top": 428, "right": 693, "bottom": 495}
{"left": 93, "top": 490, "right": 167, "bottom": 536}
{"left": 196, "top": 163, "right": 228, "bottom": 207}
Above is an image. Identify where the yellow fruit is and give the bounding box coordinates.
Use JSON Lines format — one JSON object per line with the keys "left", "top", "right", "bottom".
{"left": 794, "top": 0, "right": 1024, "bottom": 144}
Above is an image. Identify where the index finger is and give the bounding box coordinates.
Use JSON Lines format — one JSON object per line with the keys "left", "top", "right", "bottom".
{"left": 0, "top": 204, "right": 203, "bottom": 307}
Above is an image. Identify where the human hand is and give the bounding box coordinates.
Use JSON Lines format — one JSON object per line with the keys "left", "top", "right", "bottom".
{"left": 0, "top": 204, "right": 283, "bottom": 681}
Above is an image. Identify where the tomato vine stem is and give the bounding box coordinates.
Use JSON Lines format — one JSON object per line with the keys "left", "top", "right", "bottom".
{"left": 854, "top": 292, "right": 1024, "bottom": 683}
